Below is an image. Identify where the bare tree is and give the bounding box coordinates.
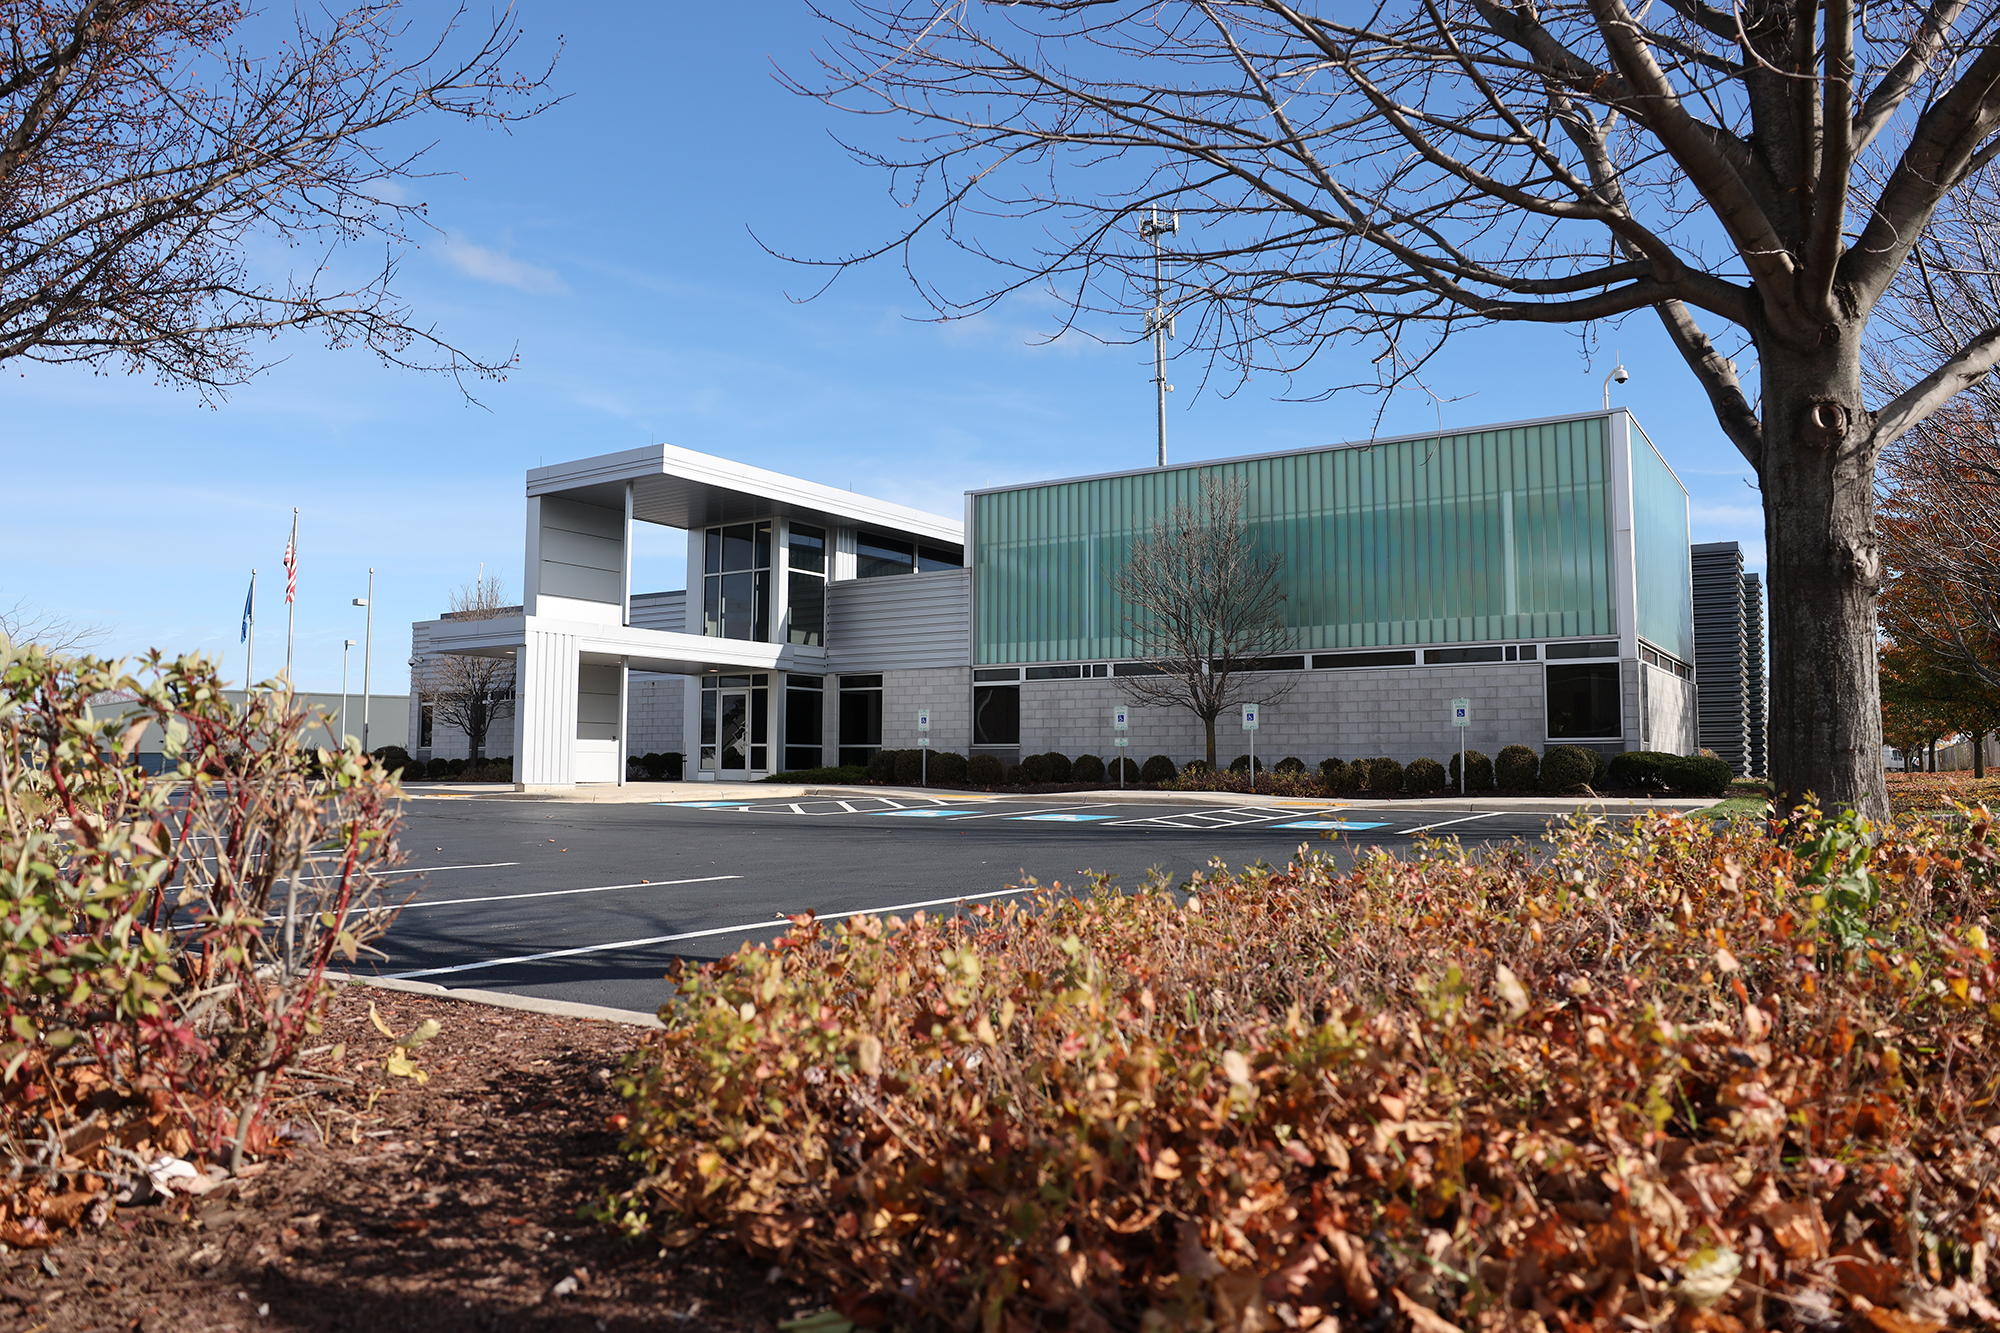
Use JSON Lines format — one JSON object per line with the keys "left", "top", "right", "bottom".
{"left": 0, "top": 595, "right": 105, "bottom": 656}
{"left": 1113, "top": 476, "right": 1293, "bottom": 767}
{"left": 793, "top": 0, "right": 2000, "bottom": 818}
{"left": 1, "top": 0, "right": 556, "bottom": 396}
{"left": 416, "top": 576, "right": 515, "bottom": 762}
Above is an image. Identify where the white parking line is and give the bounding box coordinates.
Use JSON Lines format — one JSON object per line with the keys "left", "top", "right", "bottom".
{"left": 294, "top": 860, "right": 520, "bottom": 882}
{"left": 1397, "top": 813, "right": 1501, "bottom": 835}
{"left": 358, "top": 873, "right": 741, "bottom": 914}
{"left": 380, "top": 884, "right": 1041, "bottom": 981}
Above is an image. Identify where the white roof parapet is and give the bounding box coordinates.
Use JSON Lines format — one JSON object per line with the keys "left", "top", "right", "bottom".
{"left": 526, "top": 444, "right": 962, "bottom": 546}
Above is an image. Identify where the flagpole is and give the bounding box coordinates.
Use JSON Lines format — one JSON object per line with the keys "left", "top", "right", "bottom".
{"left": 246, "top": 570, "right": 256, "bottom": 691}
{"left": 284, "top": 508, "right": 299, "bottom": 686}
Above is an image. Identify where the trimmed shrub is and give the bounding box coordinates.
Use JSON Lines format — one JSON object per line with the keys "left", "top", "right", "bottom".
{"left": 1539, "top": 744, "right": 1598, "bottom": 793}
{"left": 444, "top": 756, "right": 466, "bottom": 777}
{"left": 1404, "top": 756, "right": 1447, "bottom": 793}
{"left": 1365, "top": 756, "right": 1403, "bottom": 794}
{"left": 1020, "top": 752, "right": 1054, "bottom": 784}
{"left": 1273, "top": 756, "right": 1306, "bottom": 775}
{"left": 929, "top": 751, "right": 968, "bottom": 784}
{"left": 660, "top": 752, "right": 684, "bottom": 780}
{"left": 1109, "top": 756, "right": 1139, "bottom": 784}
{"left": 1495, "top": 744, "right": 1539, "bottom": 790}
{"left": 1041, "top": 751, "right": 1073, "bottom": 783}
{"left": 426, "top": 756, "right": 450, "bottom": 780}
{"left": 1182, "top": 758, "right": 1212, "bottom": 775}
{"left": 1071, "top": 753, "right": 1106, "bottom": 783}
{"left": 1139, "top": 755, "right": 1177, "bottom": 784}
{"left": 1227, "top": 754, "right": 1265, "bottom": 774}
{"left": 1003, "top": 763, "right": 1030, "bottom": 786}
{"left": 1608, "top": 749, "right": 1677, "bottom": 788}
{"left": 371, "top": 744, "right": 415, "bottom": 775}
{"left": 967, "top": 754, "right": 1006, "bottom": 785}
{"left": 1591, "top": 748, "right": 1608, "bottom": 787}
{"left": 867, "top": 749, "right": 900, "bottom": 783}
{"left": 894, "top": 749, "right": 926, "bottom": 785}
{"left": 1661, "top": 752, "right": 1733, "bottom": 797}
{"left": 1447, "top": 749, "right": 1493, "bottom": 792}
{"left": 1319, "top": 758, "right": 1359, "bottom": 794}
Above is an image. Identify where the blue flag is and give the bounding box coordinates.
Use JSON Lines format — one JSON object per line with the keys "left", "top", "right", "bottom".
{"left": 240, "top": 574, "right": 255, "bottom": 643}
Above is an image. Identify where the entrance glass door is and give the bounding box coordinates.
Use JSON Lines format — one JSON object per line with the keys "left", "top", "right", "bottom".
{"left": 717, "top": 690, "right": 750, "bottom": 775}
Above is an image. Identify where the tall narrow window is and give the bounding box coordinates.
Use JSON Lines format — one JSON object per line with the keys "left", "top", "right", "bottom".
{"left": 838, "top": 674, "right": 883, "bottom": 767}
{"left": 972, "top": 685, "right": 1020, "bottom": 746}
{"left": 703, "top": 522, "right": 773, "bottom": 641}
{"left": 785, "top": 674, "right": 823, "bottom": 770}
{"left": 788, "top": 523, "right": 826, "bottom": 646}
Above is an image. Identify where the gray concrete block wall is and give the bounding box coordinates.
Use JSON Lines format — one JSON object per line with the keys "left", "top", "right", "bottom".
{"left": 628, "top": 673, "right": 687, "bottom": 756}
{"left": 1641, "top": 665, "right": 1697, "bottom": 755}
{"left": 877, "top": 667, "right": 972, "bottom": 751}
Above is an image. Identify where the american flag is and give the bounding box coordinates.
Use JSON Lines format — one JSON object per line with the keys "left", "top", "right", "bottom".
{"left": 283, "top": 513, "right": 298, "bottom": 604}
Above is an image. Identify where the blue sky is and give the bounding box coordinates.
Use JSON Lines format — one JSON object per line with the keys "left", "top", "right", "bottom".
{"left": 3, "top": 5, "right": 1764, "bottom": 695}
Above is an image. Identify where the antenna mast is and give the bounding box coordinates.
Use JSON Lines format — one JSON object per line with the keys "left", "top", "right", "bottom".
{"left": 1139, "top": 207, "right": 1178, "bottom": 467}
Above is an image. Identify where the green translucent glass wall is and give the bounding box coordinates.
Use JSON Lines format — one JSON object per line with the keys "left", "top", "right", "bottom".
{"left": 973, "top": 417, "right": 1615, "bottom": 664}
{"left": 1630, "top": 425, "right": 1694, "bottom": 661}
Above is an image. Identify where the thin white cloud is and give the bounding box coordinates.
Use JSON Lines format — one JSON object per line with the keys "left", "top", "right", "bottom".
{"left": 436, "top": 237, "right": 569, "bottom": 295}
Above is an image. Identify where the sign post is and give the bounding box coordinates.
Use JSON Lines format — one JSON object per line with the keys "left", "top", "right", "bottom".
{"left": 917, "top": 708, "right": 931, "bottom": 786}
{"left": 1113, "top": 704, "right": 1130, "bottom": 787}
{"left": 1241, "top": 702, "right": 1260, "bottom": 788}
{"left": 1450, "top": 698, "right": 1470, "bottom": 794}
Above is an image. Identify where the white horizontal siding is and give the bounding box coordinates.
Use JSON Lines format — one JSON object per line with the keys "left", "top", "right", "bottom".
{"left": 827, "top": 569, "right": 970, "bottom": 671}
{"left": 629, "top": 591, "right": 687, "bottom": 633}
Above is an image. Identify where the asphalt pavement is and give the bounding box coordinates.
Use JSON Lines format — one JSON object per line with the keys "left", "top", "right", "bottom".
{"left": 354, "top": 787, "right": 1635, "bottom": 1015}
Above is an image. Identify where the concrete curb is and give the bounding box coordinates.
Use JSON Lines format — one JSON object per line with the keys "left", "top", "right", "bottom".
{"left": 328, "top": 972, "right": 663, "bottom": 1029}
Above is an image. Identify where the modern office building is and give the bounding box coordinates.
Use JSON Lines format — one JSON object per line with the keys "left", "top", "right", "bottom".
{"left": 409, "top": 409, "right": 1703, "bottom": 787}
{"left": 1691, "top": 542, "right": 1769, "bottom": 777}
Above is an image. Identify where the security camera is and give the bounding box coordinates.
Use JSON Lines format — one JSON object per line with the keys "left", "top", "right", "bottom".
{"left": 1612, "top": 364, "right": 1630, "bottom": 384}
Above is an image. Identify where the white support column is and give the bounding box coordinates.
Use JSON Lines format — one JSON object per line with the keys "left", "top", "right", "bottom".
{"left": 621, "top": 482, "right": 634, "bottom": 627}
{"left": 1606, "top": 409, "right": 1640, "bottom": 746}
{"left": 616, "top": 656, "right": 630, "bottom": 787}
{"left": 513, "top": 627, "right": 580, "bottom": 789}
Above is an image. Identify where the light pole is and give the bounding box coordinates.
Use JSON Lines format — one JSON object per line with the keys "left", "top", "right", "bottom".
{"left": 353, "top": 569, "right": 374, "bottom": 755}
{"left": 340, "top": 639, "right": 356, "bottom": 746}
{"left": 1139, "top": 206, "right": 1178, "bottom": 468}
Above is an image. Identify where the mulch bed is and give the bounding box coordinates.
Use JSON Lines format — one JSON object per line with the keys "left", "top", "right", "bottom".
{"left": 2, "top": 986, "right": 808, "bottom": 1332}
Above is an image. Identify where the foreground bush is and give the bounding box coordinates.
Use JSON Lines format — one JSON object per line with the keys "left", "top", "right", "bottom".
{"left": 608, "top": 804, "right": 2000, "bottom": 1330}
{"left": 1, "top": 645, "right": 402, "bottom": 1242}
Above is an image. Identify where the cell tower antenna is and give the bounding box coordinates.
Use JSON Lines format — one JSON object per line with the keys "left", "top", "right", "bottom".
{"left": 1139, "top": 206, "right": 1179, "bottom": 467}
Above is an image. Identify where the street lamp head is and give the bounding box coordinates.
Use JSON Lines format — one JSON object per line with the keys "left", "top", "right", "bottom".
{"left": 344, "top": 638, "right": 356, "bottom": 648}
{"left": 351, "top": 597, "right": 368, "bottom": 607}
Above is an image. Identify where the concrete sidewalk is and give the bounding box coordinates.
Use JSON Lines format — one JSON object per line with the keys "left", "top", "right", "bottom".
{"left": 405, "top": 779, "right": 1716, "bottom": 815}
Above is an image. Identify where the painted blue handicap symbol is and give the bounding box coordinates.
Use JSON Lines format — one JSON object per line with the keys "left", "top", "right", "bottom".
{"left": 870, "top": 808, "right": 977, "bottom": 818}
{"left": 1010, "top": 813, "right": 1116, "bottom": 822}
{"left": 1273, "top": 819, "right": 1389, "bottom": 831}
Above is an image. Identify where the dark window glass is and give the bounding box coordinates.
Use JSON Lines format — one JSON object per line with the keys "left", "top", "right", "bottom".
{"left": 704, "top": 529, "right": 721, "bottom": 575}
{"left": 856, "top": 531, "right": 914, "bottom": 579}
{"left": 1240, "top": 655, "right": 1307, "bottom": 672}
{"left": 788, "top": 523, "right": 826, "bottom": 575}
{"left": 721, "top": 572, "right": 755, "bottom": 640}
{"left": 917, "top": 545, "right": 962, "bottom": 572}
{"left": 717, "top": 692, "right": 749, "bottom": 769}
{"left": 703, "top": 579, "right": 721, "bottom": 637}
{"left": 788, "top": 571, "right": 824, "bottom": 646}
{"left": 754, "top": 570, "right": 771, "bottom": 642}
{"left": 973, "top": 685, "right": 1020, "bottom": 746}
{"left": 1519, "top": 645, "right": 1538, "bottom": 660}
{"left": 419, "top": 703, "right": 433, "bottom": 748}
{"left": 755, "top": 523, "right": 771, "bottom": 571}
{"left": 973, "top": 667, "right": 1019, "bottom": 682}
{"left": 1545, "top": 641, "right": 1618, "bottom": 660}
{"left": 1311, "top": 650, "right": 1417, "bottom": 669}
{"left": 1547, "top": 663, "right": 1623, "bottom": 738}
{"left": 752, "top": 687, "right": 768, "bottom": 748}
{"left": 719, "top": 674, "right": 752, "bottom": 688}
{"left": 838, "top": 684, "right": 882, "bottom": 767}
{"left": 840, "top": 674, "right": 883, "bottom": 689}
{"left": 1089, "top": 663, "right": 1108, "bottom": 677}
{"left": 785, "top": 689, "right": 822, "bottom": 745}
{"left": 1425, "top": 646, "right": 1505, "bottom": 665}
{"left": 721, "top": 524, "right": 756, "bottom": 572}
{"left": 1025, "top": 664, "right": 1082, "bottom": 680}
{"left": 784, "top": 747, "right": 821, "bottom": 770}
{"left": 1505, "top": 646, "right": 1518, "bottom": 661}
{"left": 701, "top": 690, "right": 717, "bottom": 744}
{"left": 789, "top": 673, "right": 823, "bottom": 689}
{"left": 1112, "top": 661, "right": 1168, "bottom": 676}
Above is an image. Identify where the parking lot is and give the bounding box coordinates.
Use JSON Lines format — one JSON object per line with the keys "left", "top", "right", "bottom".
{"left": 355, "top": 789, "right": 1649, "bottom": 1015}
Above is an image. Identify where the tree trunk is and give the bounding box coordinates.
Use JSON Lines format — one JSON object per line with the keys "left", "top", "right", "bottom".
{"left": 1203, "top": 715, "right": 1217, "bottom": 769}
{"left": 1759, "top": 338, "right": 1890, "bottom": 821}
{"left": 1976, "top": 730, "right": 1987, "bottom": 780}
